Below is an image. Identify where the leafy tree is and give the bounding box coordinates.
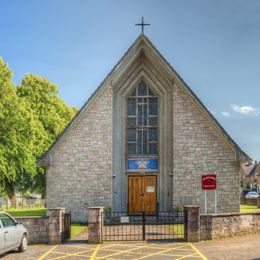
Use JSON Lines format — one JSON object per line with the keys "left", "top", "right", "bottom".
{"left": 17, "top": 74, "right": 77, "bottom": 196}
{"left": 0, "top": 58, "right": 77, "bottom": 200}
{"left": 0, "top": 58, "right": 36, "bottom": 201}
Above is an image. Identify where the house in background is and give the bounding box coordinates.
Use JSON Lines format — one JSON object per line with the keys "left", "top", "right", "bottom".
{"left": 242, "top": 161, "right": 260, "bottom": 192}
{"left": 240, "top": 162, "right": 252, "bottom": 189}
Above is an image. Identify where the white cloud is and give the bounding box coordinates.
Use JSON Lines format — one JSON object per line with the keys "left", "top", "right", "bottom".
{"left": 222, "top": 112, "right": 230, "bottom": 117}
{"left": 231, "top": 104, "right": 260, "bottom": 117}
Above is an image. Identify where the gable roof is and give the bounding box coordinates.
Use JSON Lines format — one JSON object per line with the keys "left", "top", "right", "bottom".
{"left": 240, "top": 163, "right": 252, "bottom": 176}
{"left": 247, "top": 162, "right": 260, "bottom": 177}
{"left": 38, "top": 34, "right": 251, "bottom": 167}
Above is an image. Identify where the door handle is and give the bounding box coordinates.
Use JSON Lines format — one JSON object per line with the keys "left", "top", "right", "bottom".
{"left": 4, "top": 231, "right": 8, "bottom": 234}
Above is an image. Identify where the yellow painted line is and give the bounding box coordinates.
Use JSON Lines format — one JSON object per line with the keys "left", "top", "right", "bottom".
{"left": 176, "top": 253, "right": 198, "bottom": 259}
{"left": 49, "top": 249, "right": 94, "bottom": 260}
{"left": 96, "top": 243, "right": 155, "bottom": 259}
{"left": 136, "top": 244, "right": 188, "bottom": 260}
{"left": 65, "top": 244, "right": 97, "bottom": 249}
{"left": 38, "top": 245, "right": 58, "bottom": 260}
{"left": 90, "top": 244, "right": 101, "bottom": 260}
{"left": 145, "top": 245, "right": 192, "bottom": 251}
{"left": 161, "top": 253, "right": 195, "bottom": 257}
{"left": 189, "top": 243, "right": 208, "bottom": 260}
{"left": 99, "top": 247, "right": 145, "bottom": 253}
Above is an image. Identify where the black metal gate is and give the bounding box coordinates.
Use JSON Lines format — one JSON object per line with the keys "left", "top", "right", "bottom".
{"left": 102, "top": 211, "right": 186, "bottom": 241}
{"left": 62, "top": 212, "right": 71, "bottom": 242}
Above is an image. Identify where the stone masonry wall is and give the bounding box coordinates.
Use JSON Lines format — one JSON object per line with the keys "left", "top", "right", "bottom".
{"left": 16, "top": 217, "right": 49, "bottom": 244}
{"left": 173, "top": 84, "right": 239, "bottom": 213}
{"left": 46, "top": 86, "right": 113, "bottom": 223}
{"left": 200, "top": 213, "right": 260, "bottom": 240}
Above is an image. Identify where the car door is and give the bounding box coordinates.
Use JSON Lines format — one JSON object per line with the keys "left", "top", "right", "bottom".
{"left": 0, "top": 220, "right": 5, "bottom": 253}
{"left": 0, "top": 213, "right": 20, "bottom": 249}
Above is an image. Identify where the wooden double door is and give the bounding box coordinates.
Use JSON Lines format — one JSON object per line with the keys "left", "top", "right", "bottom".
{"left": 128, "top": 176, "right": 157, "bottom": 215}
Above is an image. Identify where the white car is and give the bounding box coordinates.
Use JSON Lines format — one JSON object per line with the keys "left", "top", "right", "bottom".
{"left": 245, "top": 191, "right": 260, "bottom": 199}
{"left": 0, "top": 212, "right": 28, "bottom": 255}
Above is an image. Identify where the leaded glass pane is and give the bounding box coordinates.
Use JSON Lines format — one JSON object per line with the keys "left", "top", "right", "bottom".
{"left": 138, "top": 130, "right": 143, "bottom": 154}
{"left": 138, "top": 82, "right": 147, "bottom": 96}
{"left": 138, "top": 105, "right": 143, "bottom": 125}
{"left": 149, "top": 128, "right": 157, "bottom": 141}
{"left": 149, "top": 117, "right": 157, "bottom": 126}
{"left": 128, "top": 143, "right": 136, "bottom": 154}
{"left": 143, "top": 104, "right": 147, "bottom": 125}
{"left": 143, "top": 129, "right": 147, "bottom": 154}
{"left": 149, "top": 143, "right": 157, "bottom": 154}
{"left": 149, "top": 98, "right": 158, "bottom": 115}
{"left": 127, "top": 117, "right": 136, "bottom": 126}
{"left": 127, "top": 128, "right": 136, "bottom": 141}
{"left": 127, "top": 99, "right": 136, "bottom": 116}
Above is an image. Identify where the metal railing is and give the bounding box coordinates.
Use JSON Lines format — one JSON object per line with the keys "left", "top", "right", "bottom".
{"left": 102, "top": 210, "right": 186, "bottom": 241}
{"left": 0, "top": 197, "right": 46, "bottom": 210}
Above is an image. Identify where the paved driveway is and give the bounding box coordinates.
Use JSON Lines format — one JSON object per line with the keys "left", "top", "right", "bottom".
{"left": 1, "top": 235, "right": 260, "bottom": 259}
{"left": 1, "top": 242, "right": 205, "bottom": 260}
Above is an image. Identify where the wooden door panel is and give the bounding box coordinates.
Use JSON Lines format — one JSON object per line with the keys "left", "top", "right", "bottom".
{"left": 128, "top": 176, "right": 143, "bottom": 214}
{"left": 128, "top": 176, "right": 156, "bottom": 215}
{"left": 143, "top": 176, "right": 156, "bottom": 214}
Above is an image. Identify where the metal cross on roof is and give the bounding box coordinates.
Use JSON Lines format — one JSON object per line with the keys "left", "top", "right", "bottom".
{"left": 135, "top": 17, "right": 150, "bottom": 34}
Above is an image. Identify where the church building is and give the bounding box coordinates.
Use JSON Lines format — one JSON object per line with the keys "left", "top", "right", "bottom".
{"left": 38, "top": 35, "right": 250, "bottom": 223}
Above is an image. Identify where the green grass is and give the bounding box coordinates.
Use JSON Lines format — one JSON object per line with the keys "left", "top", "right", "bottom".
{"left": 71, "top": 224, "right": 87, "bottom": 239}
{"left": 5, "top": 208, "right": 46, "bottom": 217}
{"left": 171, "top": 224, "right": 184, "bottom": 238}
{"left": 240, "top": 205, "right": 260, "bottom": 213}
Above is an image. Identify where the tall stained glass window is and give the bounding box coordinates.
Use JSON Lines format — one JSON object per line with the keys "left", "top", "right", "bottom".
{"left": 127, "top": 81, "right": 158, "bottom": 155}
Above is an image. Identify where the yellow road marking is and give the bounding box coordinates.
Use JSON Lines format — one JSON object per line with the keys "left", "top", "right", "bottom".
{"left": 90, "top": 244, "right": 101, "bottom": 260}
{"left": 48, "top": 243, "right": 117, "bottom": 260}
{"left": 98, "top": 246, "right": 193, "bottom": 257}
{"left": 64, "top": 244, "right": 97, "bottom": 249}
{"left": 176, "top": 253, "right": 198, "bottom": 259}
{"left": 38, "top": 245, "right": 58, "bottom": 260}
{"left": 136, "top": 244, "right": 189, "bottom": 259}
{"left": 145, "top": 245, "right": 192, "bottom": 251}
{"left": 96, "top": 243, "right": 155, "bottom": 259}
{"left": 49, "top": 249, "right": 94, "bottom": 260}
{"left": 189, "top": 243, "right": 207, "bottom": 260}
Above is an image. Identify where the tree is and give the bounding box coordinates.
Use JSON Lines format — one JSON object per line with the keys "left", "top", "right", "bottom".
{"left": 0, "top": 58, "right": 36, "bottom": 201}
{"left": 0, "top": 58, "right": 77, "bottom": 200}
{"left": 17, "top": 74, "right": 77, "bottom": 196}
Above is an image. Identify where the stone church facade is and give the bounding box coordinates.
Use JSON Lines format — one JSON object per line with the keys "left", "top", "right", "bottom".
{"left": 38, "top": 35, "right": 250, "bottom": 223}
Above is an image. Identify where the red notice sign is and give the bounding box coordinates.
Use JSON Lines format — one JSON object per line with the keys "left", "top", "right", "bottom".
{"left": 202, "top": 174, "right": 217, "bottom": 190}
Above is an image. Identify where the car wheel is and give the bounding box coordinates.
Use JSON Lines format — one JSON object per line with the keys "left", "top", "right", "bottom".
{"left": 18, "top": 234, "right": 28, "bottom": 252}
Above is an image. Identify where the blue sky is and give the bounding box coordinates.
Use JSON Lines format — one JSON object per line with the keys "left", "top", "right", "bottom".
{"left": 1, "top": 0, "right": 260, "bottom": 160}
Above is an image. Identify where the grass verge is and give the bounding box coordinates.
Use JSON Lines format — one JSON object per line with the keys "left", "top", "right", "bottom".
{"left": 5, "top": 208, "right": 46, "bottom": 217}
{"left": 240, "top": 204, "right": 260, "bottom": 213}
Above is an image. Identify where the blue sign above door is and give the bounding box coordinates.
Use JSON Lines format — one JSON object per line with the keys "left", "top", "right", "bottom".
{"left": 127, "top": 159, "right": 158, "bottom": 170}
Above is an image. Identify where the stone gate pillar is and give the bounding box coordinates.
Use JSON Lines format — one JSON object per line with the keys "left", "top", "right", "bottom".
{"left": 48, "top": 207, "right": 65, "bottom": 244}
{"left": 88, "top": 207, "right": 104, "bottom": 244}
{"left": 184, "top": 205, "right": 200, "bottom": 242}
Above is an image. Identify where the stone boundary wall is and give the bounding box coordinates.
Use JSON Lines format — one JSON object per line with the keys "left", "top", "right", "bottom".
{"left": 240, "top": 197, "right": 260, "bottom": 207}
{"left": 16, "top": 216, "right": 49, "bottom": 244}
{"left": 200, "top": 212, "right": 260, "bottom": 240}
{"left": 15, "top": 208, "right": 66, "bottom": 244}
